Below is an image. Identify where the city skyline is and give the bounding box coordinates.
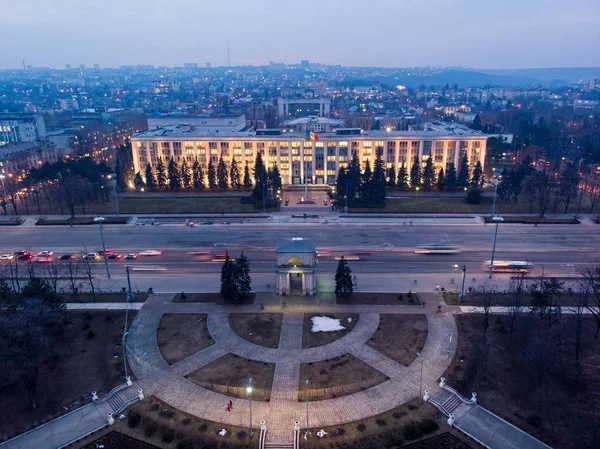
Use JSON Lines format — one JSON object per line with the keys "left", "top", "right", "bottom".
{"left": 1, "top": 0, "right": 599, "bottom": 70}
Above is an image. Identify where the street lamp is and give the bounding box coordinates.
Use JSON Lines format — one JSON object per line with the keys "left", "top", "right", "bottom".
{"left": 0, "top": 174, "right": 11, "bottom": 218}
{"left": 246, "top": 378, "right": 253, "bottom": 438}
{"left": 489, "top": 215, "right": 503, "bottom": 279}
{"left": 107, "top": 173, "right": 120, "bottom": 217}
{"left": 417, "top": 352, "right": 424, "bottom": 403}
{"left": 94, "top": 216, "right": 111, "bottom": 279}
{"left": 305, "top": 379, "right": 309, "bottom": 438}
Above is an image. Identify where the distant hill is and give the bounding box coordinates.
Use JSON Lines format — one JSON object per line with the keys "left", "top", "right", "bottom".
{"left": 475, "top": 67, "right": 600, "bottom": 84}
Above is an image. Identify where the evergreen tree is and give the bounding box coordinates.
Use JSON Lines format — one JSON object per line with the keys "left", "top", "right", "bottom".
{"left": 347, "top": 153, "right": 362, "bottom": 200}
{"left": 446, "top": 163, "right": 458, "bottom": 190}
{"left": 361, "top": 159, "right": 373, "bottom": 200}
{"left": 156, "top": 157, "right": 168, "bottom": 189}
{"left": 180, "top": 158, "right": 192, "bottom": 189}
{"left": 144, "top": 163, "right": 156, "bottom": 190}
{"left": 235, "top": 252, "right": 252, "bottom": 299}
{"left": 334, "top": 256, "right": 353, "bottom": 297}
{"left": 471, "top": 161, "right": 483, "bottom": 188}
{"left": 243, "top": 162, "right": 253, "bottom": 189}
{"left": 270, "top": 164, "right": 282, "bottom": 193}
{"left": 387, "top": 166, "right": 396, "bottom": 187}
{"left": 335, "top": 167, "right": 348, "bottom": 203}
{"left": 230, "top": 159, "right": 241, "bottom": 190}
{"left": 133, "top": 172, "right": 145, "bottom": 191}
{"left": 422, "top": 157, "right": 436, "bottom": 190}
{"left": 192, "top": 160, "right": 205, "bottom": 190}
{"left": 436, "top": 168, "right": 446, "bottom": 190}
{"left": 207, "top": 159, "right": 217, "bottom": 189}
{"left": 167, "top": 159, "right": 181, "bottom": 190}
{"left": 457, "top": 156, "right": 470, "bottom": 187}
{"left": 115, "top": 139, "right": 135, "bottom": 190}
{"left": 252, "top": 153, "right": 268, "bottom": 202}
{"left": 217, "top": 157, "right": 228, "bottom": 189}
{"left": 397, "top": 162, "right": 409, "bottom": 190}
{"left": 471, "top": 114, "right": 482, "bottom": 131}
{"left": 410, "top": 155, "right": 422, "bottom": 188}
{"left": 371, "top": 152, "right": 387, "bottom": 204}
{"left": 220, "top": 251, "right": 238, "bottom": 302}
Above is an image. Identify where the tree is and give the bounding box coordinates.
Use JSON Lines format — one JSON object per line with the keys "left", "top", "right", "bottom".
{"left": 230, "top": 159, "right": 241, "bottom": 190}
{"left": 471, "top": 161, "right": 484, "bottom": 188}
{"left": 387, "top": 166, "right": 396, "bottom": 187}
{"left": 243, "top": 162, "right": 253, "bottom": 189}
{"left": 167, "top": 159, "right": 181, "bottom": 190}
{"left": 336, "top": 167, "right": 348, "bottom": 203}
{"left": 20, "top": 277, "right": 62, "bottom": 310}
{"left": 114, "top": 139, "right": 135, "bottom": 190}
{"left": 361, "top": 159, "right": 373, "bottom": 200}
{"left": 252, "top": 153, "right": 268, "bottom": 204}
{"left": 410, "top": 155, "right": 421, "bottom": 188}
{"left": 217, "top": 157, "right": 229, "bottom": 189}
{"left": 371, "top": 152, "right": 387, "bottom": 205}
{"left": 522, "top": 171, "right": 557, "bottom": 217}
{"left": 192, "top": 160, "right": 205, "bottom": 190}
{"left": 235, "top": 252, "right": 252, "bottom": 299}
{"left": 465, "top": 187, "right": 483, "bottom": 204}
{"left": 422, "top": 157, "right": 435, "bottom": 190}
{"left": 156, "top": 157, "right": 168, "bottom": 189}
{"left": 334, "top": 256, "right": 353, "bottom": 297}
{"left": 445, "top": 163, "right": 458, "bottom": 190}
{"left": 577, "top": 264, "right": 600, "bottom": 338}
{"left": 471, "top": 114, "right": 482, "bottom": 131}
{"left": 397, "top": 162, "right": 409, "bottom": 190}
{"left": 220, "top": 251, "right": 237, "bottom": 302}
{"left": 559, "top": 164, "right": 579, "bottom": 213}
{"left": 457, "top": 156, "right": 470, "bottom": 188}
{"left": 133, "top": 172, "right": 145, "bottom": 191}
{"left": 347, "top": 153, "right": 362, "bottom": 200}
{"left": 207, "top": 160, "right": 217, "bottom": 190}
{"left": 270, "top": 164, "right": 282, "bottom": 193}
{"left": 144, "top": 163, "right": 156, "bottom": 190}
{"left": 436, "top": 168, "right": 446, "bottom": 190}
{"left": 180, "top": 159, "right": 192, "bottom": 190}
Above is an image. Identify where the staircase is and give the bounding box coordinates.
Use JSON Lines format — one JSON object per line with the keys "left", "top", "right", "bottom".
{"left": 264, "top": 443, "right": 294, "bottom": 449}
{"left": 441, "top": 394, "right": 463, "bottom": 414}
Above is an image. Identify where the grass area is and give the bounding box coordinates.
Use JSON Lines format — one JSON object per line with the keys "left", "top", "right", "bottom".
{"left": 185, "top": 353, "right": 274, "bottom": 402}
{"left": 302, "top": 313, "right": 358, "bottom": 348}
{"left": 367, "top": 315, "right": 428, "bottom": 367}
{"left": 60, "top": 292, "right": 149, "bottom": 303}
{"left": 228, "top": 313, "right": 283, "bottom": 348}
{"left": 80, "top": 432, "right": 161, "bottom": 449}
{"left": 449, "top": 314, "right": 599, "bottom": 449}
{"left": 172, "top": 292, "right": 256, "bottom": 304}
{"left": 0, "top": 311, "right": 135, "bottom": 441}
{"left": 157, "top": 314, "right": 213, "bottom": 365}
{"left": 482, "top": 216, "right": 579, "bottom": 224}
{"left": 73, "top": 396, "right": 254, "bottom": 449}
{"left": 442, "top": 290, "right": 582, "bottom": 307}
{"left": 36, "top": 217, "right": 130, "bottom": 225}
{"left": 298, "top": 354, "right": 389, "bottom": 401}
{"left": 337, "top": 292, "right": 420, "bottom": 305}
{"left": 0, "top": 219, "right": 23, "bottom": 226}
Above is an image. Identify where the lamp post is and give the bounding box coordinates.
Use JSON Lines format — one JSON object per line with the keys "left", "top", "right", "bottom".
{"left": 417, "top": 352, "right": 424, "bottom": 403}
{"left": 488, "top": 174, "right": 503, "bottom": 279}
{"left": 459, "top": 264, "right": 466, "bottom": 303}
{"left": 108, "top": 174, "right": 120, "bottom": 217}
{"left": 0, "top": 174, "right": 11, "bottom": 218}
{"left": 94, "top": 216, "right": 110, "bottom": 279}
{"left": 305, "top": 379, "right": 309, "bottom": 438}
{"left": 246, "top": 378, "right": 253, "bottom": 438}
{"left": 122, "top": 265, "right": 135, "bottom": 379}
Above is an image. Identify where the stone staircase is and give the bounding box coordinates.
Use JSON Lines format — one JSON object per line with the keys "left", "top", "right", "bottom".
{"left": 441, "top": 394, "right": 463, "bottom": 414}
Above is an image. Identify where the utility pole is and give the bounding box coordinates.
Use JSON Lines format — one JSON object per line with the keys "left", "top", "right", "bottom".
{"left": 122, "top": 266, "right": 135, "bottom": 379}
{"left": 305, "top": 379, "right": 309, "bottom": 438}
{"left": 109, "top": 174, "right": 120, "bottom": 217}
{"left": 459, "top": 265, "right": 466, "bottom": 303}
{"left": 417, "top": 352, "right": 424, "bottom": 403}
{"left": 94, "top": 217, "right": 110, "bottom": 279}
{"left": 247, "top": 378, "right": 253, "bottom": 438}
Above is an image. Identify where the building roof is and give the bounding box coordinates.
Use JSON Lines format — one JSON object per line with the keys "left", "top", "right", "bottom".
{"left": 281, "top": 117, "right": 344, "bottom": 126}
{"left": 0, "top": 141, "right": 53, "bottom": 158}
{"left": 276, "top": 238, "right": 316, "bottom": 254}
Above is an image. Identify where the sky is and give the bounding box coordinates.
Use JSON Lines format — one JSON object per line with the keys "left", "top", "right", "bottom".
{"left": 1, "top": 0, "right": 599, "bottom": 70}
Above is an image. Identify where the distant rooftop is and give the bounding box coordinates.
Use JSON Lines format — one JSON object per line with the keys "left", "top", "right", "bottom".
{"left": 276, "top": 238, "right": 317, "bottom": 254}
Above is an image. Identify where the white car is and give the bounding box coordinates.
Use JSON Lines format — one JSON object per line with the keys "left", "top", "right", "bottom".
{"left": 138, "top": 250, "right": 162, "bottom": 256}
{"left": 35, "top": 250, "right": 54, "bottom": 257}
{"left": 0, "top": 253, "right": 14, "bottom": 260}
{"left": 83, "top": 252, "right": 100, "bottom": 260}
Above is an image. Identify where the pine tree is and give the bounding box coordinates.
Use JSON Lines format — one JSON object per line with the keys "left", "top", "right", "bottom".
{"left": 387, "top": 166, "right": 396, "bottom": 187}
{"left": 471, "top": 160, "right": 483, "bottom": 188}
{"left": 347, "top": 153, "right": 362, "bottom": 200}
{"left": 207, "top": 159, "right": 217, "bottom": 189}
{"left": 243, "top": 162, "right": 253, "bottom": 189}
{"left": 371, "top": 152, "right": 386, "bottom": 204}
{"left": 270, "top": 164, "right": 282, "bottom": 193}
{"left": 446, "top": 163, "right": 458, "bottom": 190}
{"left": 167, "top": 159, "right": 181, "bottom": 190}
{"left": 436, "top": 168, "right": 446, "bottom": 190}
{"left": 252, "top": 153, "right": 268, "bottom": 202}
{"left": 220, "top": 251, "right": 238, "bottom": 303}
{"left": 217, "top": 157, "right": 228, "bottom": 189}
{"left": 397, "top": 162, "right": 409, "bottom": 190}
{"left": 410, "top": 155, "right": 422, "bottom": 188}
{"left": 192, "top": 160, "right": 205, "bottom": 190}
{"left": 180, "top": 159, "right": 192, "bottom": 189}
{"left": 457, "top": 156, "right": 470, "bottom": 187}
{"left": 235, "top": 252, "right": 252, "bottom": 300}
{"left": 144, "top": 163, "right": 156, "bottom": 190}
{"left": 422, "top": 157, "right": 436, "bottom": 190}
{"left": 230, "top": 159, "right": 241, "bottom": 190}
{"left": 361, "top": 159, "right": 372, "bottom": 200}
{"left": 156, "top": 157, "right": 168, "bottom": 189}
{"left": 471, "top": 114, "right": 482, "bottom": 131}
{"left": 133, "top": 172, "right": 145, "bottom": 191}
{"left": 334, "top": 256, "right": 353, "bottom": 297}
{"left": 336, "top": 167, "right": 348, "bottom": 203}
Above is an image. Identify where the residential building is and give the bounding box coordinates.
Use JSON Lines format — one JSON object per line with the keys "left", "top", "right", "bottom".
{"left": 280, "top": 117, "right": 344, "bottom": 133}
{"left": 0, "top": 141, "right": 59, "bottom": 176}
{"left": 147, "top": 114, "right": 247, "bottom": 132}
{"left": 0, "top": 113, "right": 46, "bottom": 146}
{"left": 277, "top": 97, "right": 330, "bottom": 118}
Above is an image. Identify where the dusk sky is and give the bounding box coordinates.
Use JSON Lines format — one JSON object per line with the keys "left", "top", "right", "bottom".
{"left": 1, "top": 0, "right": 599, "bottom": 69}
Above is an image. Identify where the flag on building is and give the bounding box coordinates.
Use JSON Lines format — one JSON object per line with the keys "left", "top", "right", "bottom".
{"left": 310, "top": 131, "right": 319, "bottom": 141}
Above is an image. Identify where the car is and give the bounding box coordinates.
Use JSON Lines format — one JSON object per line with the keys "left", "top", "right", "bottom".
{"left": 107, "top": 253, "right": 122, "bottom": 259}
{"left": 14, "top": 250, "right": 30, "bottom": 257}
{"left": 139, "top": 250, "right": 162, "bottom": 256}
{"left": 83, "top": 252, "right": 99, "bottom": 260}
{"left": 35, "top": 250, "right": 54, "bottom": 257}
{"left": 0, "top": 253, "right": 14, "bottom": 260}
{"left": 18, "top": 253, "right": 33, "bottom": 261}
{"left": 60, "top": 254, "right": 75, "bottom": 260}
{"left": 124, "top": 253, "right": 138, "bottom": 260}
{"left": 98, "top": 249, "right": 114, "bottom": 256}
{"left": 33, "top": 256, "right": 53, "bottom": 263}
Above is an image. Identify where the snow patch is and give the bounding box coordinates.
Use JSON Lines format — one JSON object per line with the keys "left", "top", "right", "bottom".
{"left": 347, "top": 317, "right": 352, "bottom": 323}
{"left": 311, "top": 316, "right": 345, "bottom": 333}
{"left": 218, "top": 429, "right": 227, "bottom": 436}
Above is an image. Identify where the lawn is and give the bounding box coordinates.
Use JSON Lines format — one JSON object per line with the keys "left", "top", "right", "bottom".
{"left": 336, "top": 292, "right": 420, "bottom": 305}
{"left": 229, "top": 313, "right": 283, "bottom": 348}
{"left": 298, "top": 354, "right": 389, "bottom": 401}
{"left": 172, "top": 292, "right": 256, "bottom": 304}
{"left": 185, "top": 353, "right": 275, "bottom": 401}
{"left": 302, "top": 313, "right": 358, "bottom": 348}
{"left": 157, "top": 314, "right": 213, "bottom": 365}
{"left": 442, "top": 291, "right": 583, "bottom": 307}
{"left": 60, "top": 292, "right": 149, "bottom": 303}
{"left": 0, "top": 311, "right": 135, "bottom": 441}
{"left": 367, "top": 315, "right": 428, "bottom": 367}
{"left": 448, "top": 314, "right": 599, "bottom": 449}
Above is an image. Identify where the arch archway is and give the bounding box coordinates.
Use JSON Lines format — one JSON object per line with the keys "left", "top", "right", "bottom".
{"left": 287, "top": 256, "right": 303, "bottom": 266}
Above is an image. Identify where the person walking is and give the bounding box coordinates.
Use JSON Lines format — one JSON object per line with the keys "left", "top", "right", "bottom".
{"left": 227, "top": 403, "right": 231, "bottom": 412}
{"left": 229, "top": 400, "right": 233, "bottom": 411}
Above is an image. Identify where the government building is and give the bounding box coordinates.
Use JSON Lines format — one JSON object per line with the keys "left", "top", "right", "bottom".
{"left": 130, "top": 120, "right": 487, "bottom": 186}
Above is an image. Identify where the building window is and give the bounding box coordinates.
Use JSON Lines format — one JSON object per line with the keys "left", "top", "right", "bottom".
{"left": 423, "top": 141, "right": 432, "bottom": 158}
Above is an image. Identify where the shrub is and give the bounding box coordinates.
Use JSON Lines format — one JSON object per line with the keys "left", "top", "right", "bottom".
{"left": 375, "top": 419, "right": 387, "bottom": 426}
{"left": 407, "top": 290, "right": 413, "bottom": 298}
{"left": 180, "top": 291, "right": 187, "bottom": 300}
{"left": 150, "top": 404, "right": 159, "bottom": 412}
{"left": 182, "top": 418, "right": 191, "bottom": 426}
{"left": 161, "top": 428, "right": 175, "bottom": 443}
{"left": 417, "top": 419, "right": 439, "bottom": 435}
{"left": 357, "top": 423, "right": 366, "bottom": 432}
{"left": 236, "top": 430, "right": 247, "bottom": 439}
{"left": 397, "top": 294, "right": 404, "bottom": 301}
{"left": 392, "top": 411, "right": 407, "bottom": 419}
{"left": 128, "top": 411, "right": 141, "bottom": 428}
{"left": 159, "top": 409, "right": 175, "bottom": 419}
{"left": 465, "top": 187, "right": 483, "bottom": 204}
{"left": 335, "top": 428, "right": 345, "bottom": 436}
{"left": 177, "top": 440, "right": 194, "bottom": 449}
{"left": 408, "top": 404, "right": 418, "bottom": 411}
{"left": 86, "top": 329, "right": 95, "bottom": 340}
{"left": 403, "top": 422, "right": 422, "bottom": 440}
{"left": 198, "top": 423, "right": 208, "bottom": 432}
{"left": 144, "top": 423, "right": 157, "bottom": 438}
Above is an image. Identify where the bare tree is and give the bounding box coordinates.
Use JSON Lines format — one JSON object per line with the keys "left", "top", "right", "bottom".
{"left": 66, "top": 258, "right": 80, "bottom": 301}
{"left": 507, "top": 272, "right": 526, "bottom": 341}
{"left": 570, "top": 279, "right": 591, "bottom": 363}
{"left": 7, "top": 258, "right": 21, "bottom": 293}
{"left": 577, "top": 264, "right": 600, "bottom": 338}
{"left": 81, "top": 253, "right": 96, "bottom": 302}
{"left": 522, "top": 171, "right": 558, "bottom": 217}
{"left": 43, "top": 260, "right": 60, "bottom": 295}
{"left": 477, "top": 281, "right": 495, "bottom": 338}
{"left": 588, "top": 174, "right": 600, "bottom": 214}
